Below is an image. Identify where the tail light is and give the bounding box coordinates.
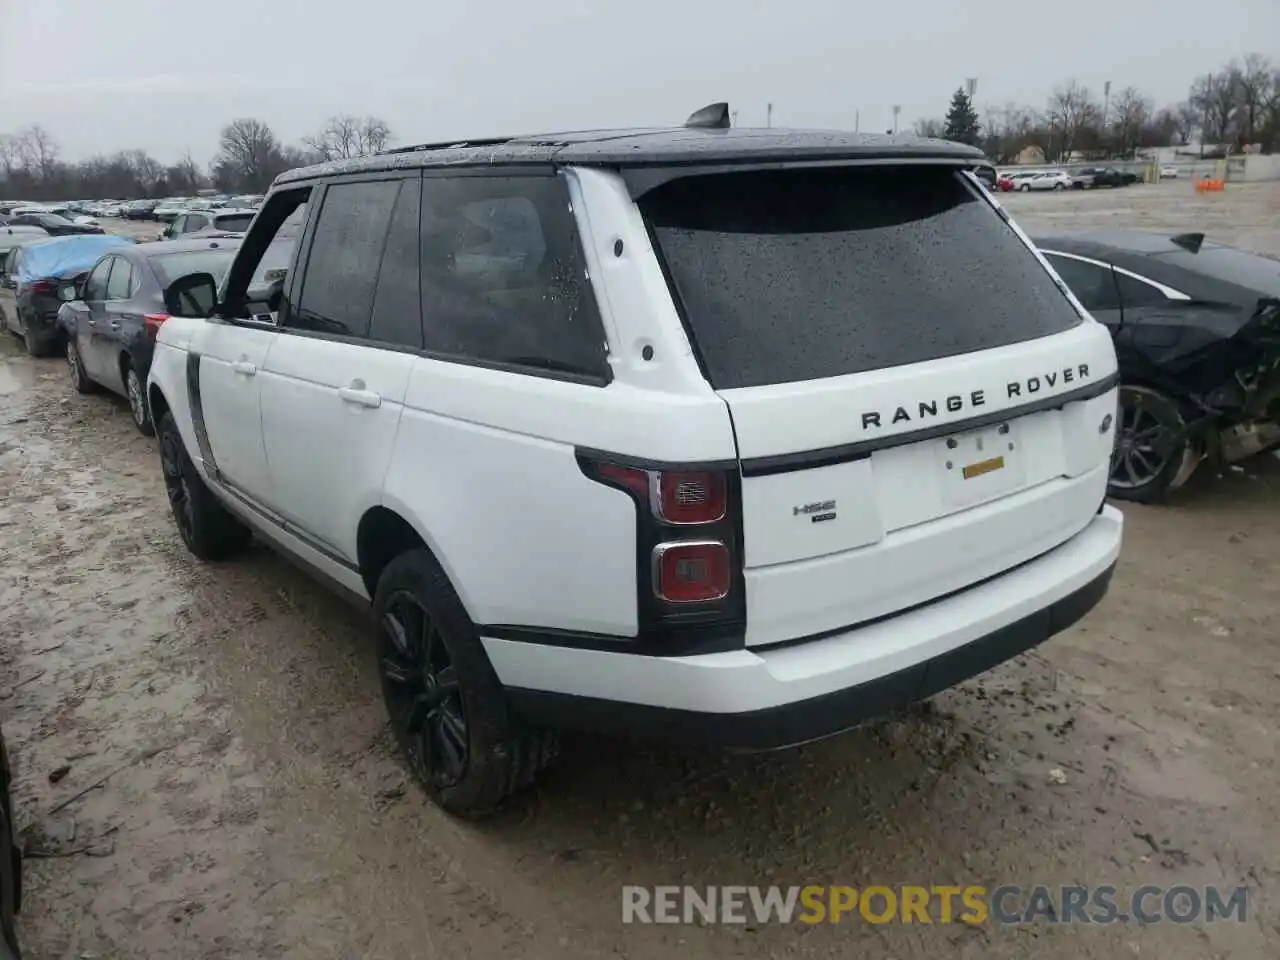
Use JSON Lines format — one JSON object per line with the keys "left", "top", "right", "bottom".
{"left": 144, "top": 314, "right": 170, "bottom": 339}
{"left": 653, "top": 540, "right": 730, "bottom": 603}
{"left": 29, "top": 280, "right": 57, "bottom": 295}
{"left": 579, "top": 455, "right": 745, "bottom": 653}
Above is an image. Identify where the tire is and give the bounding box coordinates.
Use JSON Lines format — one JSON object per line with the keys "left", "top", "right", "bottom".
{"left": 157, "top": 412, "right": 251, "bottom": 560}
{"left": 373, "top": 549, "right": 557, "bottom": 818}
{"left": 1108, "top": 385, "right": 1187, "bottom": 503}
{"left": 67, "top": 339, "right": 96, "bottom": 394}
{"left": 20, "top": 316, "right": 56, "bottom": 358}
{"left": 1053, "top": 182, "right": 1065, "bottom": 191}
{"left": 1019, "top": 183, "right": 1030, "bottom": 192}
{"left": 125, "top": 365, "right": 154, "bottom": 436}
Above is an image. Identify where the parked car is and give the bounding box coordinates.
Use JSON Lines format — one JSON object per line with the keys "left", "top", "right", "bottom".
{"left": 148, "top": 107, "right": 1123, "bottom": 817}
{"left": 996, "top": 173, "right": 1016, "bottom": 191}
{"left": 59, "top": 236, "right": 244, "bottom": 434}
{"left": 0, "top": 726, "right": 22, "bottom": 960}
{"left": 6, "top": 234, "right": 134, "bottom": 355}
{"left": 153, "top": 198, "right": 191, "bottom": 223}
{"left": 1071, "top": 167, "right": 1136, "bottom": 189}
{"left": 73, "top": 215, "right": 102, "bottom": 228}
{"left": 1019, "top": 171, "right": 1072, "bottom": 191}
{"left": 5, "top": 212, "right": 104, "bottom": 236}
{"left": 1037, "top": 230, "right": 1280, "bottom": 501}
{"left": 164, "top": 208, "right": 257, "bottom": 239}
{"left": 1159, "top": 166, "right": 1179, "bottom": 179}
{"left": 226, "top": 194, "right": 264, "bottom": 209}
{"left": 123, "top": 199, "right": 160, "bottom": 220}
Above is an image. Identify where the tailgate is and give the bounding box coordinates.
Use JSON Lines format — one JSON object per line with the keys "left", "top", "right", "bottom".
{"left": 640, "top": 161, "right": 1120, "bottom": 646}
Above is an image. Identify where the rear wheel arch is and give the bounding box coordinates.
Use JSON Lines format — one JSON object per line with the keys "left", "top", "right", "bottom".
{"left": 148, "top": 383, "right": 171, "bottom": 428}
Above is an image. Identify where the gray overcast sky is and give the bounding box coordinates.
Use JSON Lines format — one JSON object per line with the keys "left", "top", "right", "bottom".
{"left": 1, "top": 0, "right": 1276, "bottom": 164}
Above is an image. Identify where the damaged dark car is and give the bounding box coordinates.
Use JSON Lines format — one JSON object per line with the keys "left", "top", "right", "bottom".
{"left": 1036, "top": 230, "right": 1280, "bottom": 502}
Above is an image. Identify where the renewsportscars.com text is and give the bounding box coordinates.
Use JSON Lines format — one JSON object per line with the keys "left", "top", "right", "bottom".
{"left": 622, "top": 884, "right": 1248, "bottom": 926}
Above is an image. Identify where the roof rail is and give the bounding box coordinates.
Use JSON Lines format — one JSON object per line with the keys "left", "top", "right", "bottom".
{"left": 378, "top": 136, "right": 515, "bottom": 156}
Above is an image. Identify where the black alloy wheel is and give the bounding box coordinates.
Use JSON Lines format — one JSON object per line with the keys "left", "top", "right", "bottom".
{"left": 159, "top": 420, "right": 196, "bottom": 544}
{"left": 1108, "top": 386, "right": 1186, "bottom": 502}
{"left": 378, "top": 591, "right": 469, "bottom": 789}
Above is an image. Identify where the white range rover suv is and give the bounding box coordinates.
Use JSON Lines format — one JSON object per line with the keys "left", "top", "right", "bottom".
{"left": 147, "top": 105, "right": 1124, "bottom": 816}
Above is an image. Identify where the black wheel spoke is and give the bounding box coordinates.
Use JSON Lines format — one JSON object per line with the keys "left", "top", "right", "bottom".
{"left": 377, "top": 587, "right": 470, "bottom": 790}
{"left": 381, "top": 656, "right": 415, "bottom": 685}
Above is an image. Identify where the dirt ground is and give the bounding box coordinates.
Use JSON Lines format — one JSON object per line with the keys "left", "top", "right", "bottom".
{"left": 0, "top": 181, "right": 1278, "bottom": 959}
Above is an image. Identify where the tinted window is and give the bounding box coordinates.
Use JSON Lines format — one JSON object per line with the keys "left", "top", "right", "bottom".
{"left": 1114, "top": 272, "right": 1169, "bottom": 308}
{"left": 294, "top": 180, "right": 400, "bottom": 338}
{"left": 84, "top": 259, "right": 112, "bottom": 300}
{"left": 214, "top": 213, "right": 254, "bottom": 232}
{"left": 368, "top": 178, "right": 423, "bottom": 349}
{"left": 1043, "top": 254, "right": 1121, "bottom": 311}
{"left": 151, "top": 250, "right": 237, "bottom": 289}
{"left": 419, "top": 175, "right": 607, "bottom": 380}
{"left": 644, "top": 166, "right": 1082, "bottom": 389}
{"left": 105, "top": 259, "right": 133, "bottom": 299}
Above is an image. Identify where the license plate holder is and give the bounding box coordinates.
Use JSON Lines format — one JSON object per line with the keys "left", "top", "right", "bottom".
{"left": 937, "top": 422, "right": 1025, "bottom": 507}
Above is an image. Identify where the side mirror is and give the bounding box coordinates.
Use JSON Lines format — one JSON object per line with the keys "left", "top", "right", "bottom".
{"left": 57, "top": 283, "right": 79, "bottom": 302}
{"left": 164, "top": 272, "right": 219, "bottom": 318}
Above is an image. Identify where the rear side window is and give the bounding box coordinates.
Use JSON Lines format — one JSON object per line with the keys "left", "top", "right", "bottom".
{"left": 214, "top": 213, "right": 254, "bottom": 232}
{"left": 105, "top": 259, "right": 133, "bottom": 299}
{"left": 644, "top": 166, "right": 1083, "bottom": 389}
{"left": 294, "top": 179, "right": 400, "bottom": 338}
{"left": 1044, "top": 254, "right": 1120, "bottom": 311}
{"left": 419, "top": 175, "right": 608, "bottom": 381}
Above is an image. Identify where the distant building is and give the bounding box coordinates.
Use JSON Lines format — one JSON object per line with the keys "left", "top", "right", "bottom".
{"left": 1015, "top": 145, "right": 1045, "bottom": 165}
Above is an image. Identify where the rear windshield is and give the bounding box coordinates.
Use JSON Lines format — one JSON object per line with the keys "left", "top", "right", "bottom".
{"left": 214, "top": 213, "right": 254, "bottom": 232}
{"left": 151, "top": 249, "right": 237, "bottom": 288}
{"left": 643, "top": 166, "right": 1082, "bottom": 389}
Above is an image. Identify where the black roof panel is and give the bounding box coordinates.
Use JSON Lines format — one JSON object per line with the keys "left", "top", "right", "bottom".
{"left": 274, "top": 127, "right": 985, "bottom": 186}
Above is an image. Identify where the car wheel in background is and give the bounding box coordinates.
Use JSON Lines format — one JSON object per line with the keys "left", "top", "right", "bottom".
{"left": 157, "top": 412, "right": 251, "bottom": 560}
{"left": 1019, "top": 183, "right": 1030, "bottom": 192}
{"left": 373, "top": 548, "right": 558, "bottom": 819}
{"left": 126, "top": 366, "right": 154, "bottom": 436}
{"left": 1108, "top": 385, "right": 1187, "bottom": 503}
{"left": 1053, "top": 182, "right": 1065, "bottom": 191}
{"left": 67, "top": 339, "right": 96, "bottom": 394}
{"left": 21, "top": 321, "right": 56, "bottom": 359}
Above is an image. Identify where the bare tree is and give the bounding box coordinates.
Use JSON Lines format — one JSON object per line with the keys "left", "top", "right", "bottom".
{"left": 303, "top": 114, "right": 360, "bottom": 161}
{"left": 1109, "top": 86, "right": 1151, "bottom": 157}
{"left": 16, "top": 124, "right": 60, "bottom": 179}
{"left": 1236, "top": 53, "right": 1273, "bottom": 144}
{"left": 213, "top": 118, "right": 285, "bottom": 192}
{"left": 913, "top": 118, "right": 945, "bottom": 138}
{"left": 1191, "top": 70, "right": 1238, "bottom": 146}
{"left": 357, "top": 115, "right": 391, "bottom": 154}
{"left": 1046, "top": 80, "right": 1098, "bottom": 160}
{"left": 0, "top": 135, "right": 21, "bottom": 180}
{"left": 1172, "top": 101, "right": 1199, "bottom": 145}
{"left": 304, "top": 113, "right": 392, "bottom": 161}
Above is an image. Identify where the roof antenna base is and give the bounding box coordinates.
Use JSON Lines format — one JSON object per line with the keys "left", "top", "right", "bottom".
{"left": 685, "top": 102, "right": 731, "bottom": 130}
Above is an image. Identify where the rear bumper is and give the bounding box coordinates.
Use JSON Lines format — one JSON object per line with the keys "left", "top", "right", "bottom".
{"left": 491, "top": 506, "right": 1122, "bottom": 750}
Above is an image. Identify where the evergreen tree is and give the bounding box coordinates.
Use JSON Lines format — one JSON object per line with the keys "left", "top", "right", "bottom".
{"left": 944, "top": 88, "right": 982, "bottom": 146}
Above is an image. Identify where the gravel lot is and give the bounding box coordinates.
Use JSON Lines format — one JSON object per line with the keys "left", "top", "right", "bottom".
{"left": 1, "top": 181, "right": 1278, "bottom": 959}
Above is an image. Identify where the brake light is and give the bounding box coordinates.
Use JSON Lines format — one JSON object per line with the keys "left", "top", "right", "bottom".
{"left": 30, "top": 280, "right": 56, "bottom": 294}
{"left": 656, "top": 471, "right": 726, "bottom": 525}
{"left": 144, "top": 314, "right": 171, "bottom": 339}
{"left": 653, "top": 541, "right": 730, "bottom": 603}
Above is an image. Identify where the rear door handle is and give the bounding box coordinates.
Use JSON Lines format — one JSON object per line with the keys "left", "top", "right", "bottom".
{"left": 338, "top": 385, "right": 382, "bottom": 409}
{"left": 231, "top": 360, "right": 257, "bottom": 376}
{"left": 86, "top": 318, "right": 96, "bottom": 326}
